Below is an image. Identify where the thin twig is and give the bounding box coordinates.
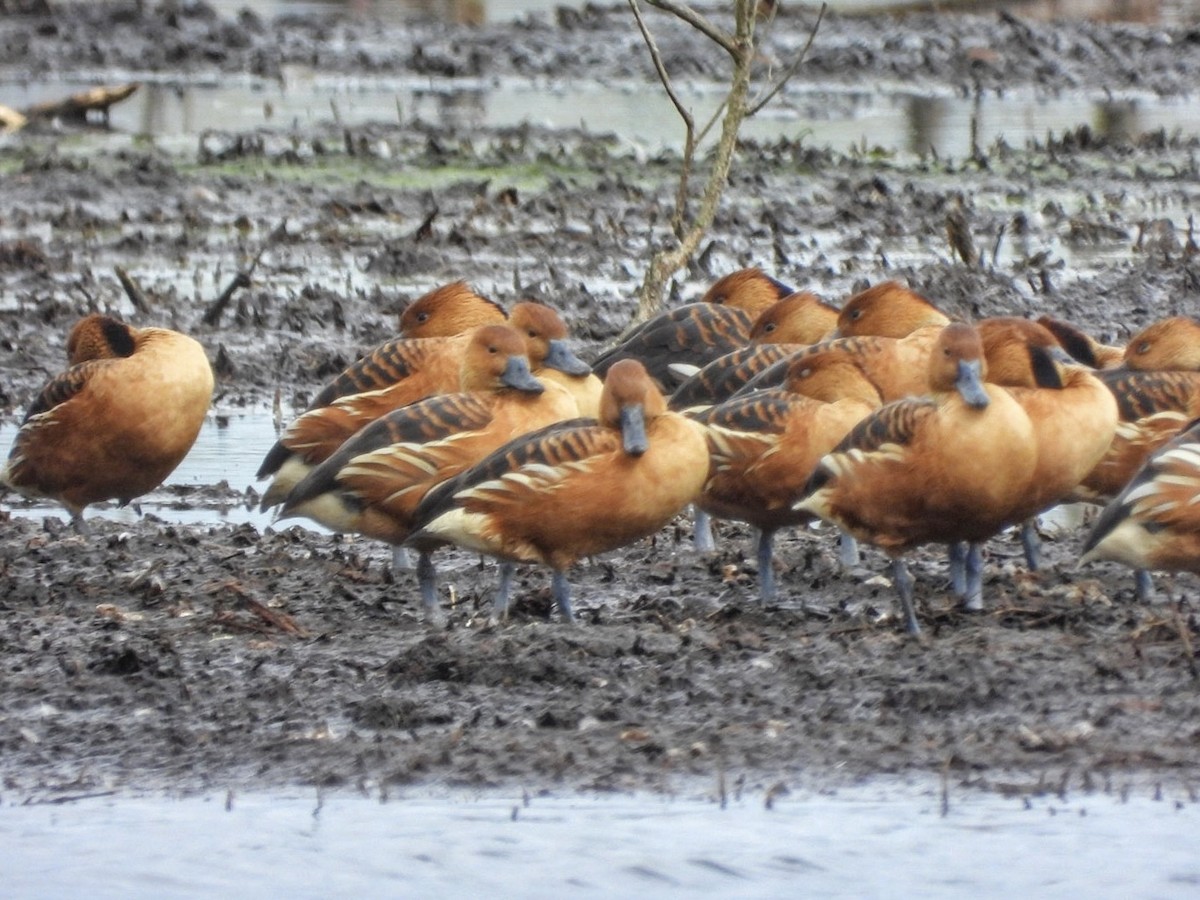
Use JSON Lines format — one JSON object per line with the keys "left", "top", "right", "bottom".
{"left": 643, "top": 0, "right": 737, "bottom": 57}
{"left": 697, "top": 99, "right": 726, "bottom": 146}
{"left": 629, "top": 0, "right": 696, "bottom": 236}
{"left": 747, "top": 2, "right": 826, "bottom": 117}
{"left": 629, "top": 0, "right": 694, "bottom": 137}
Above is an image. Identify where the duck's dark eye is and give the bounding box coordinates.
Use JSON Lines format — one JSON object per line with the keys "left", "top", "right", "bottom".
{"left": 528, "top": 329, "right": 538, "bottom": 338}
{"left": 764, "top": 322, "right": 776, "bottom": 332}
{"left": 417, "top": 311, "right": 430, "bottom": 323}
{"left": 1137, "top": 341, "right": 1151, "bottom": 354}
{"left": 850, "top": 309, "right": 862, "bottom": 320}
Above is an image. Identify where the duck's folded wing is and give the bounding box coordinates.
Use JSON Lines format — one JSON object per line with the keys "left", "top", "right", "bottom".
{"left": 21, "top": 360, "right": 109, "bottom": 423}
{"left": 802, "top": 398, "right": 937, "bottom": 495}
{"left": 410, "top": 418, "right": 603, "bottom": 527}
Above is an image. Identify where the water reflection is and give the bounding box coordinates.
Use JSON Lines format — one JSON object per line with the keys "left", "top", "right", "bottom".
{"left": 905, "top": 95, "right": 948, "bottom": 156}
{"left": 206, "top": 0, "right": 562, "bottom": 25}
{"left": 1094, "top": 99, "right": 1141, "bottom": 143}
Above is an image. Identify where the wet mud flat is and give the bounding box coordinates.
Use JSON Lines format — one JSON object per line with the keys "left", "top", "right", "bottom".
{"left": 3, "top": 509, "right": 1200, "bottom": 799}
{"left": 2, "top": 3, "right": 1200, "bottom": 800}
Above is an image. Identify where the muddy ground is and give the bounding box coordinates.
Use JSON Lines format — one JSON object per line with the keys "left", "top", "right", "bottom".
{"left": 1, "top": 2, "right": 1200, "bottom": 802}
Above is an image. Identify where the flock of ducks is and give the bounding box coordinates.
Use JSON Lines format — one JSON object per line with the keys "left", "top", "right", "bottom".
{"left": 3, "top": 269, "right": 1200, "bottom": 635}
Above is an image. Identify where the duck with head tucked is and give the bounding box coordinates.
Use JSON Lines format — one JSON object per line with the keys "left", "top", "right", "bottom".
{"left": 976, "top": 318, "right": 1118, "bottom": 573}
{"left": 1035, "top": 315, "right": 1125, "bottom": 369}
{"left": 794, "top": 323, "right": 1037, "bottom": 635}
{"left": 278, "top": 324, "right": 580, "bottom": 619}
{"left": 2, "top": 314, "right": 214, "bottom": 531}
{"left": 408, "top": 359, "right": 710, "bottom": 623}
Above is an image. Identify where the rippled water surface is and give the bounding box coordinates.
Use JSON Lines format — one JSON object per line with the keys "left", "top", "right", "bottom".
{"left": 3, "top": 783, "right": 1198, "bottom": 898}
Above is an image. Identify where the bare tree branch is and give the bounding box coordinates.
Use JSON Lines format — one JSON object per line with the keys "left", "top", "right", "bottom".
{"left": 696, "top": 98, "right": 726, "bottom": 146}
{"left": 630, "top": 0, "right": 820, "bottom": 322}
{"left": 634, "top": 0, "right": 759, "bottom": 323}
{"left": 747, "top": 2, "right": 826, "bottom": 118}
{"left": 643, "top": 0, "right": 737, "bottom": 58}
{"left": 629, "top": 0, "right": 696, "bottom": 237}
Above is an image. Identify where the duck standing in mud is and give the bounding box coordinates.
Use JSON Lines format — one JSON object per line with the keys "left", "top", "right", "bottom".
{"left": 278, "top": 324, "right": 581, "bottom": 619}
{"left": 794, "top": 323, "right": 1037, "bottom": 635}
{"left": 407, "top": 359, "right": 710, "bottom": 622}
{"left": 1, "top": 314, "right": 214, "bottom": 532}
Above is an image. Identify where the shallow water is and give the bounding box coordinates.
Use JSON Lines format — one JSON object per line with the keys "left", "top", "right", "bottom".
{"left": 3, "top": 782, "right": 1198, "bottom": 898}
{"left": 5, "top": 75, "right": 1194, "bottom": 161}
{"left": 0, "top": 410, "right": 280, "bottom": 529}
{"left": 209, "top": 0, "right": 1200, "bottom": 27}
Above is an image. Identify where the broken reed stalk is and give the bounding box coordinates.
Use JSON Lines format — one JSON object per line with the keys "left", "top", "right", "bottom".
{"left": 202, "top": 218, "right": 286, "bottom": 326}
{"left": 114, "top": 265, "right": 151, "bottom": 314}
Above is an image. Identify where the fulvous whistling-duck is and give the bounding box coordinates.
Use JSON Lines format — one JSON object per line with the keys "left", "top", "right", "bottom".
{"left": 715, "top": 281, "right": 948, "bottom": 400}
{"left": 1075, "top": 370, "right": 1200, "bottom": 504}
{"left": 794, "top": 323, "right": 1038, "bottom": 634}
{"left": 679, "top": 323, "right": 935, "bottom": 554}
{"left": 407, "top": 359, "right": 710, "bottom": 622}
{"left": 963, "top": 317, "right": 1109, "bottom": 572}
{"left": 397, "top": 281, "right": 507, "bottom": 339}
{"left": 667, "top": 291, "right": 839, "bottom": 412}
{"left": 258, "top": 281, "right": 509, "bottom": 490}
{"left": 694, "top": 348, "right": 883, "bottom": 600}
{"left": 590, "top": 268, "right": 796, "bottom": 386}
{"left": 64, "top": 311, "right": 137, "bottom": 364}
{"left": 1123, "top": 317, "right": 1200, "bottom": 371}
{"left": 997, "top": 341, "right": 1119, "bottom": 568}
{"left": 976, "top": 317, "right": 1068, "bottom": 389}
{"left": 509, "top": 301, "right": 601, "bottom": 418}
{"left": 1065, "top": 368, "right": 1200, "bottom": 599}
{"left": 1035, "top": 315, "right": 1125, "bottom": 369}
{"left": 745, "top": 291, "right": 840, "bottom": 345}
{"left": 730, "top": 330, "right": 943, "bottom": 403}
{"left": 1080, "top": 417, "right": 1200, "bottom": 578}
{"left": 279, "top": 325, "right": 580, "bottom": 618}
{"left": 258, "top": 302, "right": 588, "bottom": 508}
{"left": 835, "top": 281, "right": 951, "bottom": 339}
{"left": 728, "top": 314, "right": 1058, "bottom": 408}
{"left": 2, "top": 314, "right": 214, "bottom": 531}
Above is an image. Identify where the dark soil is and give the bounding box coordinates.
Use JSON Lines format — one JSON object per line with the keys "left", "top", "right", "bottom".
{"left": 2, "top": 2, "right": 1200, "bottom": 800}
